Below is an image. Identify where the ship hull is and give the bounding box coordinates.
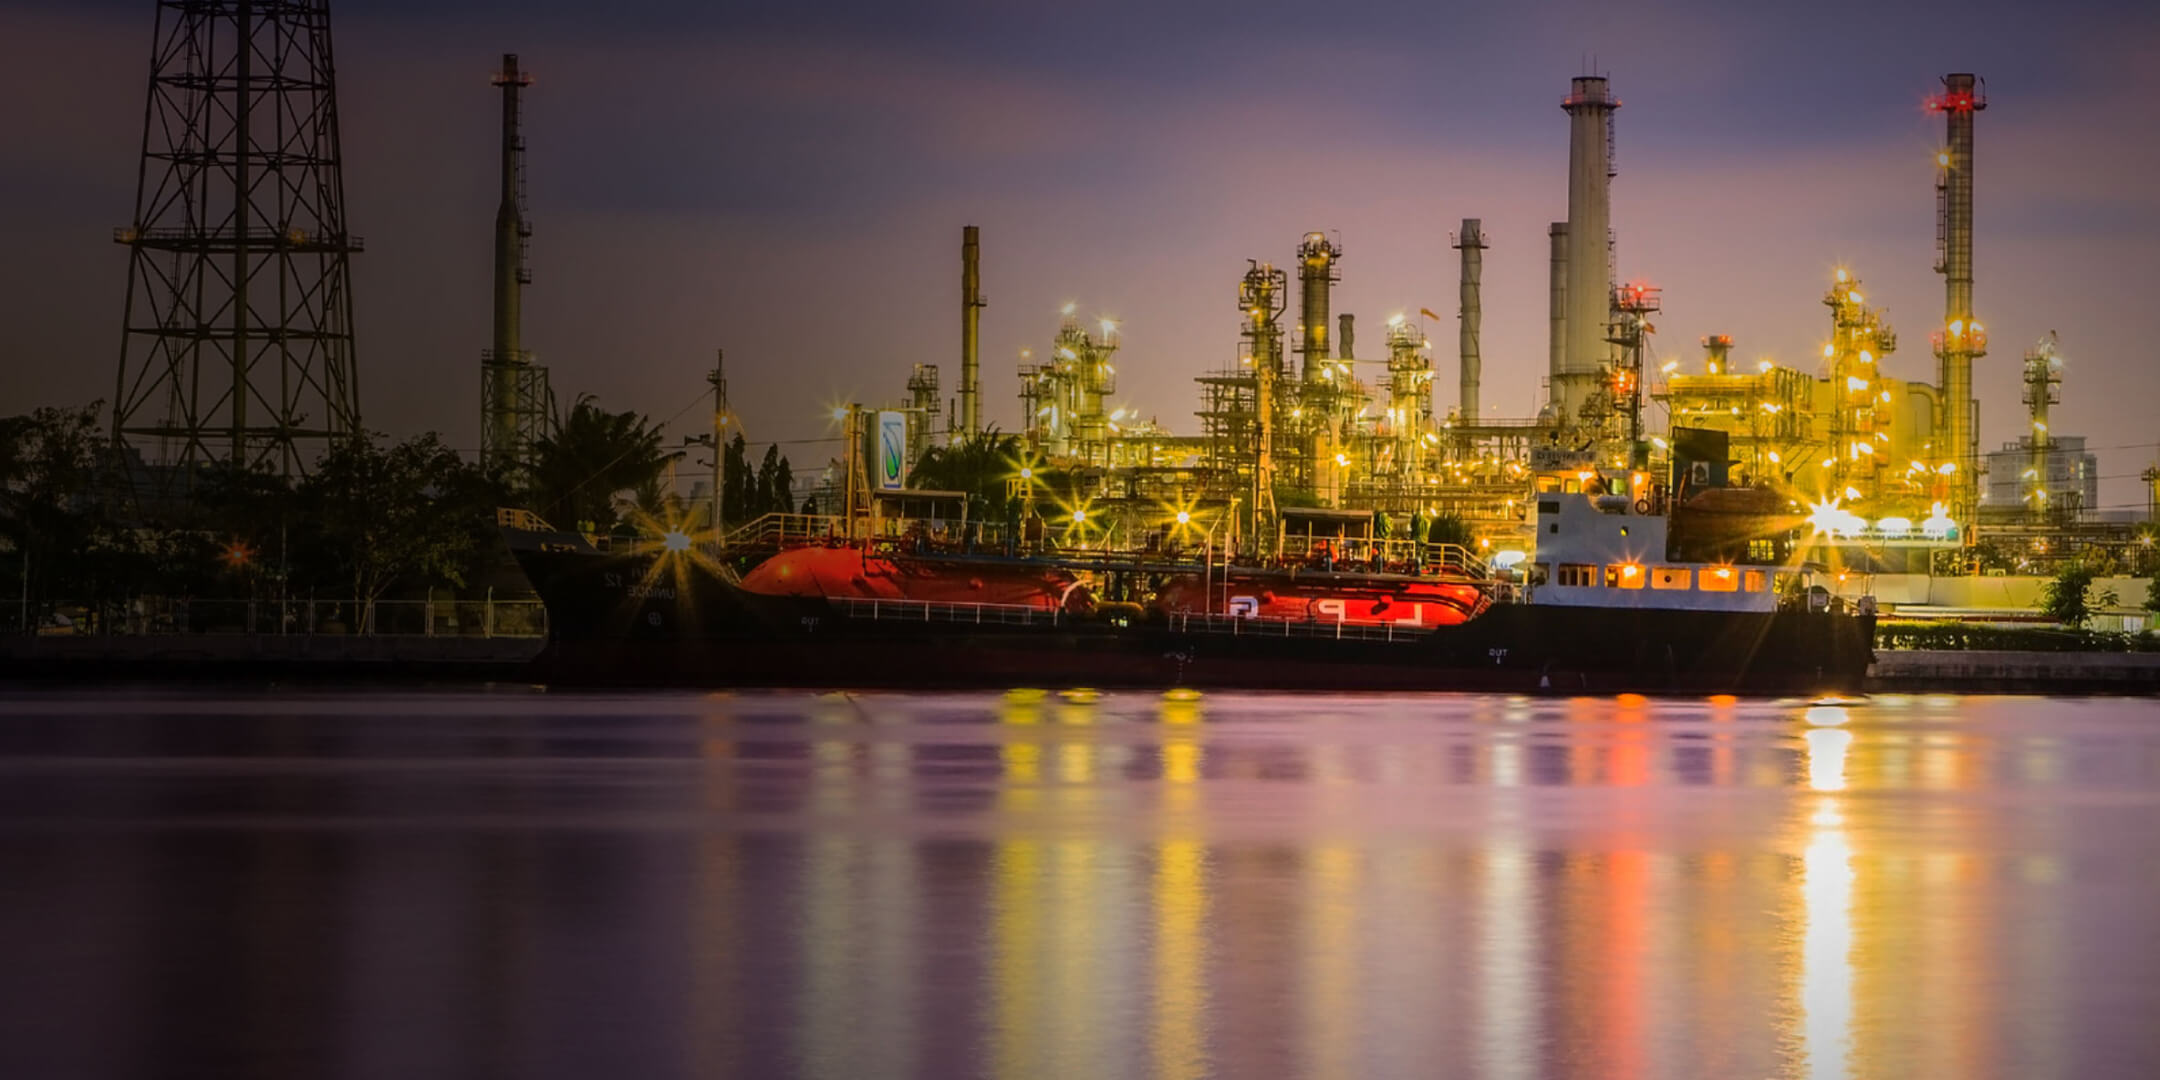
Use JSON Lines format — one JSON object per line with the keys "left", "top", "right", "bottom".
{"left": 511, "top": 541, "right": 1874, "bottom": 695}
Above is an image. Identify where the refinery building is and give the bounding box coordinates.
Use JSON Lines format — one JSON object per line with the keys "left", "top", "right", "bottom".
{"left": 817, "top": 71, "right": 2155, "bottom": 606}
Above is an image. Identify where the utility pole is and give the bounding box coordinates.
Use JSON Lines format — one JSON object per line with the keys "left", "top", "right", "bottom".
{"left": 709, "top": 349, "right": 729, "bottom": 530}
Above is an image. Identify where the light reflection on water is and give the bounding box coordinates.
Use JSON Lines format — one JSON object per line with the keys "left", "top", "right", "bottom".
{"left": 0, "top": 690, "right": 2156, "bottom": 1079}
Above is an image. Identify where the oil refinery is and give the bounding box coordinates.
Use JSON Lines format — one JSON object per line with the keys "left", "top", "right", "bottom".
{"left": 805, "top": 70, "right": 2154, "bottom": 612}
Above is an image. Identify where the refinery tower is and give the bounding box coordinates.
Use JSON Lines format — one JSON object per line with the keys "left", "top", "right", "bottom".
{"left": 1550, "top": 76, "right": 1619, "bottom": 428}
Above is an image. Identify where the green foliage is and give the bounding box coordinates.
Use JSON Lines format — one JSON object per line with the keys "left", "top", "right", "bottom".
{"left": 1877, "top": 620, "right": 2160, "bottom": 653}
{"left": 2038, "top": 562, "right": 2115, "bottom": 629}
{"left": 295, "top": 433, "right": 508, "bottom": 628}
{"left": 1425, "top": 511, "right": 1474, "bottom": 548}
{"left": 0, "top": 404, "right": 128, "bottom": 623}
{"left": 910, "top": 430, "right": 1024, "bottom": 521}
{"left": 529, "top": 395, "right": 674, "bottom": 531}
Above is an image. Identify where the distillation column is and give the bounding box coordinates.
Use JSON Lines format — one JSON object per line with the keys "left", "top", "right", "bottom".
{"left": 960, "top": 225, "right": 984, "bottom": 439}
{"left": 1556, "top": 77, "right": 1619, "bottom": 428}
{"left": 1547, "top": 223, "right": 1569, "bottom": 414}
{"left": 482, "top": 53, "right": 542, "bottom": 476}
{"left": 2021, "top": 333, "right": 2062, "bottom": 519}
{"left": 1297, "top": 232, "right": 1341, "bottom": 384}
{"left": 1454, "top": 219, "right": 1486, "bottom": 422}
{"left": 1931, "top": 73, "right": 1986, "bottom": 526}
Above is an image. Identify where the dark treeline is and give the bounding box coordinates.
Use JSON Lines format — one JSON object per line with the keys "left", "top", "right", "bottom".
{"left": 0, "top": 397, "right": 801, "bottom": 632}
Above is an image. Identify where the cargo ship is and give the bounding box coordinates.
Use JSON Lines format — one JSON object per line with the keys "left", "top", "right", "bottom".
{"left": 503, "top": 462, "right": 1875, "bottom": 695}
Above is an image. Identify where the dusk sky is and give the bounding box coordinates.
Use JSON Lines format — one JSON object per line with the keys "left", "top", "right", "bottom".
{"left": 3, "top": 0, "right": 2156, "bottom": 507}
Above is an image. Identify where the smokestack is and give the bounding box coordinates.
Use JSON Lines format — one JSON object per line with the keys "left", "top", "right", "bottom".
{"left": 1701, "top": 334, "right": 1733, "bottom": 374}
{"left": 1338, "top": 313, "right": 1355, "bottom": 361}
{"left": 1297, "top": 231, "right": 1340, "bottom": 382}
{"left": 1455, "top": 219, "right": 1486, "bottom": 423}
{"left": 483, "top": 53, "right": 533, "bottom": 471}
{"left": 1548, "top": 222, "right": 1569, "bottom": 409}
{"left": 1557, "top": 76, "right": 1618, "bottom": 425}
{"left": 1931, "top": 73, "right": 1986, "bottom": 523}
{"left": 960, "top": 225, "right": 983, "bottom": 439}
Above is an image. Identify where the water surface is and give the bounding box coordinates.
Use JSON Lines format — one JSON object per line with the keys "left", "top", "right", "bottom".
{"left": 0, "top": 689, "right": 2154, "bottom": 1078}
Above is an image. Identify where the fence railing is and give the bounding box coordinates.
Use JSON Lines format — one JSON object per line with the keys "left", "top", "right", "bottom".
{"left": 5, "top": 597, "right": 548, "bottom": 638}
{"left": 829, "top": 595, "right": 1429, "bottom": 644}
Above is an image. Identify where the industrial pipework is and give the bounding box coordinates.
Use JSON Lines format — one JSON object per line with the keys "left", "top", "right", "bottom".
{"left": 1297, "top": 232, "right": 1341, "bottom": 383}
{"left": 1557, "top": 76, "right": 1619, "bottom": 428}
{"left": 1454, "top": 219, "right": 1486, "bottom": 422}
{"left": 1930, "top": 73, "right": 1986, "bottom": 527}
{"left": 2021, "top": 332, "right": 2062, "bottom": 519}
{"left": 1238, "top": 261, "right": 1289, "bottom": 524}
{"left": 960, "top": 225, "right": 984, "bottom": 438}
{"left": 481, "top": 53, "right": 537, "bottom": 475}
{"left": 1823, "top": 269, "right": 1898, "bottom": 506}
{"left": 1338, "top": 313, "right": 1356, "bottom": 362}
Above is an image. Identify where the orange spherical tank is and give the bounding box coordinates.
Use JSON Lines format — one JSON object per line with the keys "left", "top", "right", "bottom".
{"left": 739, "top": 546, "right": 1090, "bottom": 612}
{"left": 1153, "top": 573, "right": 1485, "bottom": 627}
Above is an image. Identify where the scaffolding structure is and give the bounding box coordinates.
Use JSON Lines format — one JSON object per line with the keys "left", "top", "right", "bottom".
{"left": 112, "top": 0, "right": 362, "bottom": 481}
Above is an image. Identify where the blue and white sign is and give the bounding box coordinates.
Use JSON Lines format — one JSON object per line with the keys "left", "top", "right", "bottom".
{"left": 876, "top": 410, "right": 907, "bottom": 490}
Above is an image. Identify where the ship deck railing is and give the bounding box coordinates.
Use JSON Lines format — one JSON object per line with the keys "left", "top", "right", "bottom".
{"left": 834, "top": 597, "right": 1431, "bottom": 643}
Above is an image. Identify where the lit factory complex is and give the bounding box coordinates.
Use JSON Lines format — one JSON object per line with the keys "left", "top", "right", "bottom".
{"left": 750, "top": 71, "right": 2152, "bottom": 601}
{"left": 97, "top": 0, "right": 2153, "bottom": 614}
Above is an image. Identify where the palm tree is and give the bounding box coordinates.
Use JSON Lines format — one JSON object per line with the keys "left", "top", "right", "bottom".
{"left": 909, "top": 429, "right": 1023, "bottom": 520}
{"left": 528, "top": 396, "right": 675, "bottom": 531}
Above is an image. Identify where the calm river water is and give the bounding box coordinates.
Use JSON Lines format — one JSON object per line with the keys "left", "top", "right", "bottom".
{"left": 0, "top": 689, "right": 2155, "bottom": 1078}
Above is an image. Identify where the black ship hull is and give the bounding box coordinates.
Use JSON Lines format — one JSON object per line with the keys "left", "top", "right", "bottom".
{"left": 509, "top": 535, "right": 1876, "bottom": 696}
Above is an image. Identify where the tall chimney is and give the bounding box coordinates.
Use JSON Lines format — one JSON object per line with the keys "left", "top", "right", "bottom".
{"left": 1557, "top": 76, "right": 1618, "bottom": 426}
{"left": 1455, "top": 219, "right": 1486, "bottom": 423}
{"left": 960, "top": 225, "right": 983, "bottom": 439}
{"left": 1547, "top": 222, "right": 1569, "bottom": 412}
{"left": 1297, "top": 231, "right": 1341, "bottom": 382}
{"left": 483, "top": 53, "right": 533, "bottom": 472}
{"left": 1338, "top": 313, "right": 1356, "bottom": 361}
{"left": 1931, "top": 73, "right": 1986, "bottom": 525}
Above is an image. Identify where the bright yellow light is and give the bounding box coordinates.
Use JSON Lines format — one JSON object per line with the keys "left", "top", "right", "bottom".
{"left": 1061, "top": 301, "right": 1077, "bottom": 316}
{"left": 1846, "top": 375, "right": 1869, "bottom": 392}
{"left": 1175, "top": 511, "right": 1191, "bottom": 525}
{"left": 1386, "top": 312, "right": 1406, "bottom": 327}
{"left": 1660, "top": 359, "right": 1680, "bottom": 374}
{"left": 1757, "top": 359, "right": 1774, "bottom": 373}
{"left": 1099, "top": 317, "right": 1118, "bottom": 338}
{"left": 1938, "top": 462, "right": 1957, "bottom": 475}
{"left": 1857, "top": 350, "right": 1873, "bottom": 364}
{"left": 1849, "top": 292, "right": 1865, "bottom": 305}
{"left": 831, "top": 406, "right": 850, "bottom": 422}
{"left": 1333, "top": 453, "right": 1350, "bottom": 467}
{"left": 1922, "top": 501, "right": 1956, "bottom": 539}
{"left": 1877, "top": 517, "right": 1911, "bottom": 536}
{"left": 1071, "top": 509, "right": 1087, "bottom": 523}
{"left": 663, "top": 529, "right": 691, "bottom": 553}
{"left": 1019, "top": 467, "right": 1033, "bottom": 480}
{"left": 1768, "top": 451, "right": 1781, "bottom": 464}
{"left": 1822, "top": 344, "right": 1836, "bottom": 359}
{"left": 1807, "top": 497, "right": 1868, "bottom": 537}
{"left": 1936, "top": 150, "right": 1951, "bottom": 167}
{"left": 1835, "top": 267, "right": 1849, "bottom": 283}
{"left": 1843, "top": 486, "right": 1863, "bottom": 500}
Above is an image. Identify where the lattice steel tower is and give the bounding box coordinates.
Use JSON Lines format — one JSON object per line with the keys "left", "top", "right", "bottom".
{"left": 113, "top": 0, "right": 363, "bottom": 477}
